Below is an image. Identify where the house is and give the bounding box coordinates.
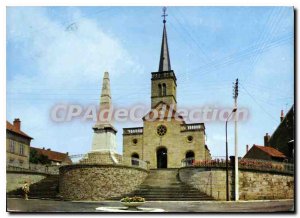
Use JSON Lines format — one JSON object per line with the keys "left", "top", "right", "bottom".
{"left": 30, "top": 147, "right": 72, "bottom": 165}
{"left": 243, "top": 144, "right": 287, "bottom": 162}
{"left": 264, "top": 105, "right": 294, "bottom": 162}
{"left": 6, "top": 118, "right": 33, "bottom": 169}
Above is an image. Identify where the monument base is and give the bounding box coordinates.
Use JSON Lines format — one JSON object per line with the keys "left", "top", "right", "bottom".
{"left": 79, "top": 151, "right": 122, "bottom": 165}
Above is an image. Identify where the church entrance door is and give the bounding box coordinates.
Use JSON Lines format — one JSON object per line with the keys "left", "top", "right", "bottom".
{"left": 157, "top": 147, "right": 167, "bottom": 168}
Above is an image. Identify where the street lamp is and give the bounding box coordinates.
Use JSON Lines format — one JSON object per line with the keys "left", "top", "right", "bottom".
{"left": 225, "top": 107, "right": 237, "bottom": 201}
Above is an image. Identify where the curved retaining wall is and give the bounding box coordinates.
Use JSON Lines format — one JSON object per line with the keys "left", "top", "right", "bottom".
{"left": 179, "top": 167, "right": 294, "bottom": 200}
{"left": 59, "top": 164, "right": 149, "bottom": 201}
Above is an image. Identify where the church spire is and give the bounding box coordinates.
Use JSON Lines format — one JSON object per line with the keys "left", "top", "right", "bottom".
{"left": 158, "top": 7, "right": 171, "bottom": 72}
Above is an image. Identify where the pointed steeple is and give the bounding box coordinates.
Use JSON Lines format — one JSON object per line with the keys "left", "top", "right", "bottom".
{"left": 94, "top": 71, "right": 115, "bottom": 130}
{"left": 158, "top": 7, "right": 171, "bottom": 72}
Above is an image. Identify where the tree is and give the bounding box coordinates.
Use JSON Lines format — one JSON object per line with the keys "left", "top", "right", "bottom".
{"left": 29, "top": 149, "right": 51, "bottom": 165}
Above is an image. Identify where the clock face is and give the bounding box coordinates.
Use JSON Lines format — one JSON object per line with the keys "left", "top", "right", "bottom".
{"left": 157, "top": 125, "right": 167, "bottom": 136}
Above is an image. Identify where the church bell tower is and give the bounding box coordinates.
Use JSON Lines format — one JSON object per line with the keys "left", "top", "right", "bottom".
{"left": 151, "top": 7, "right": 177, "bottom": 110}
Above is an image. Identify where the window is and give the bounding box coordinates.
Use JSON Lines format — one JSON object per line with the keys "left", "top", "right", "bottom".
{"left": 157, "top": 125, "right": 167, "bottom": 136}
{"left": 162, "top": 83, "right": 167, "bottom": 96}
{"left": 9, "top": 140, "right": 15, "bottom": 153}
{"left": 132, "top": 138, "right": 138, "bottom": 145}
{"left": 187, "top": 135, "right": 193, "bottom": 143}
{"left": 158, "top": 84, "right": 162, "bottom": 97}
{"left": 19, "top": 144, "right": 24, "bottom": 155}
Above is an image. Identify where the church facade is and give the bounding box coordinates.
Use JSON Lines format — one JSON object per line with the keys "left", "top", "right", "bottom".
{"left": 123, "top": 13, "right": 211, "bottom": 169}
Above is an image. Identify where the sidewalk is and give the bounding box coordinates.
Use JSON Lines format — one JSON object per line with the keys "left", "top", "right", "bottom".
{"left": 7, "top": 198, "right": 294, "bottom": 213}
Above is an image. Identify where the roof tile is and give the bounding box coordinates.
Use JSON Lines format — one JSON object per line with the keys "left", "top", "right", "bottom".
{"left": 31, "top": 147, "right": 72, "bottom": 164}
{"left": 6, "top": 121, "right": 33, "bottom": 139}
{"left": 253, "top": 145, "right": 286, "bottom": 158}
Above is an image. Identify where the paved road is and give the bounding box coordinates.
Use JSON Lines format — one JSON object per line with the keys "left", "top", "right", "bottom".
{"left": 7, "top": 198, "right": 294, "bottom": 213}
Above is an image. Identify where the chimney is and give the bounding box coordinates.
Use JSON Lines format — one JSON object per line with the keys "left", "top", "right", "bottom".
{"left": 43, "top": 147, "right": 45, "bottom": 150}
{"left": 246, "top": 144, "right": 249, "bottom": 153}
{"left": 47, "top": 148, "right": 51, "bottom": 151}
{"left": 264, "top": 133, "right": 270, "bottom": 146}
{"left": 280, "top": 110, "right": 284, "bottom": 122}
{"left": 13, "top": 118, "right": 21, "bottom": 131}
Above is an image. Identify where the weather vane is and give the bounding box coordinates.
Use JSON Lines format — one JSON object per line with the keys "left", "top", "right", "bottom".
{"left": 162, "top": 7, "right": 168, "bottom": 23}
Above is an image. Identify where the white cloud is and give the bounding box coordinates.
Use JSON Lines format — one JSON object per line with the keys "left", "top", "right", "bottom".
{"left": 7, "top": 7, "right": 138, "bottom": 89}
{"left": 6, "top": 7, "right": 141, "bottom": 154}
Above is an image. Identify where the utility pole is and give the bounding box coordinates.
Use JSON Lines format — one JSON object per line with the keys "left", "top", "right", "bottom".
{"left": 225, "top": 107, "right": 237, "bottom": 201}
{"left": 233, "top": 78, "right": 239, "bottom": 201}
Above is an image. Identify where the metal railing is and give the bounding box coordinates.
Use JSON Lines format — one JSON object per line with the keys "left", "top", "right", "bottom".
{"left": 123, "top": 127, "right": 144, "bottom": 135}
{"left": 152, "top": 71, "right": 176, "bottom": 80}
{"left": 181, "top": 157, "right": 294, "bottom": 174}
{"left": 69, "top": 153, "right": 149, "bottom": 170}
{"left": 180, "top": 123, "right": 204, "bottom": 132}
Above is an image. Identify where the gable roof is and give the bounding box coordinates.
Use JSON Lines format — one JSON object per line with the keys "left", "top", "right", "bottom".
{"left": 253, "top": 145, "right": 286, "bottom": 158}
{"left": 142, "top": 101, "right": 185, "bottom": 122}
{"left": 31, "top": 147, "right": 72, "bottom": 164}
{"left": 6, "top": 121, "right": 33, "bottom": 139}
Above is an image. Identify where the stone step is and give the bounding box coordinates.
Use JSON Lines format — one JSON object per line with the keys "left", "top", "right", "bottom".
{"left": 111, "top": 196, "right": 213, "bottom": 201}
{"left": 108, "top": 169, "right": 214, "bottom": 201}
{"left": 137, "top": 198, "right": 213, "bottom": 201}
{"left": 7, "top": 175, "right": 59, "bottom": 200}
{"left": 129, "top": 195, "right": 211, "bottom": 198}
{"left": 131, "top": 191, "right": 206, "bottom": 197}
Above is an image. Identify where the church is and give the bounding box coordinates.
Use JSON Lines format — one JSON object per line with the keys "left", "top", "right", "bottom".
{"left": 123, "top": 9, "right": 211, "bottom": 169}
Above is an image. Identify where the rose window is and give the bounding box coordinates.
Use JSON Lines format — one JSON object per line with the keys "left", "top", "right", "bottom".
{"left": 157, "top": 125, "right": 167, "bottom": 136}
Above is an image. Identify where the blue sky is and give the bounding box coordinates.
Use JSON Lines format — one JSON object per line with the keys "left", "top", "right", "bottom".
{"left": 6, "top": 6, "right": 294, "bottom": 157}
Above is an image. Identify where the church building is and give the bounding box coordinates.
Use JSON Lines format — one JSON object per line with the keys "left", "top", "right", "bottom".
{"left": 123, "top": 9, "right": 211, "bottom": 169}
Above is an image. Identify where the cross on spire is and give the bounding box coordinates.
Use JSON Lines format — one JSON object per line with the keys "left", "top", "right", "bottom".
{"left": 162, "top": 7, "right": 168, "bottom": 23}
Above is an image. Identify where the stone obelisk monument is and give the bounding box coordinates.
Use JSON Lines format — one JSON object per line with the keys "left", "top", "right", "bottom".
{"left": 83, "top": 72, "right": 119, "bottom": 164}
{"left": 91, "top": 71, "right": 117, "bottom": 152}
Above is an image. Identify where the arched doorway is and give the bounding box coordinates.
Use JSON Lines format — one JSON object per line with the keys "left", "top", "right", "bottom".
{"left": 186, "top": 151, "right": 195, "bottom": 166}
{"left": 157, "top": 147, "right": 167, "bottom": 168}
{"left": 131, "top": 153, "right": 139, "bottom": 166}
{"left": 186, "top": 150, "right": 195, "bottom": 159}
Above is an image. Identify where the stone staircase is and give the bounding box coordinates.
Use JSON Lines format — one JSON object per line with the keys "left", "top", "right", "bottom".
{"left": 110, "top": 169, "right": 214, "bottom": 201}
{"left": 7, "top": 175, "right": 60, "bottom": 200}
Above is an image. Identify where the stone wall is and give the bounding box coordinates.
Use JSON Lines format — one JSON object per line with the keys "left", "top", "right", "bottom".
{"left": 59, "top": 164, "right": 148, "bottom": 201}
{"left": 179, "top": 167, "right": 294, "bottom": 200}
{"left": 7, "top": 163, "right": 59, "bottom": 175}
{"left": 6, "top": 171, "right": 46, "bottom": 192}
{"left": 79, "top": 152, "right": 123, "bottom": 165}
{"left": 123, "top": 133, "right": 144, "bottom": 161}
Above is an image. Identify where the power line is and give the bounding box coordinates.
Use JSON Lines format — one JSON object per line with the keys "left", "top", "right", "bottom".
{"left": 239, "top": 82, "right": 278, "bottom": 124}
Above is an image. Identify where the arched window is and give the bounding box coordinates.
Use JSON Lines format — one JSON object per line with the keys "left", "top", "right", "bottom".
{"left": 158, "top": 84, "right": 162, "bottom": 97}
{"left": 162, "top": 83, "right": 167, "bottom": 96}
{"left": 131, "top": 153, "right": 139, "bottom": 166}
